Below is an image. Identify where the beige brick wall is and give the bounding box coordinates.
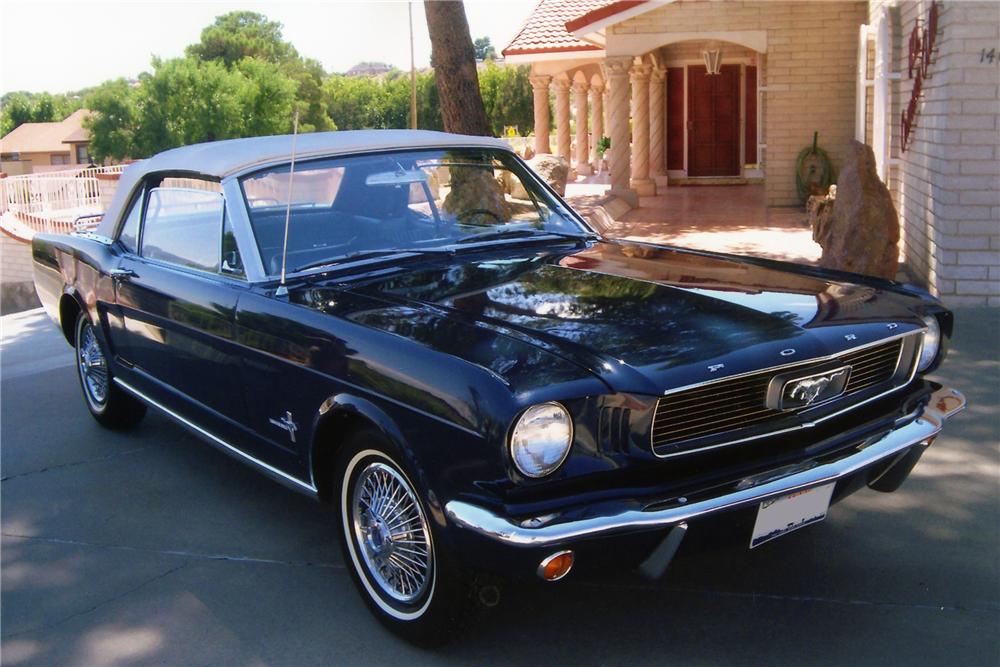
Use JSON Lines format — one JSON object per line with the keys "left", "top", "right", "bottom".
{"left": 611, "top": 0, "right": 868, "bottom": 206}
{"left": 871, "top": 0, "right": 1000, "bottom": 305}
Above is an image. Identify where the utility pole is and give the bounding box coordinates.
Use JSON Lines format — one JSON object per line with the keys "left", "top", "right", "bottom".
{"left": 409, "top": 1, "right": 417, "bottom": 129}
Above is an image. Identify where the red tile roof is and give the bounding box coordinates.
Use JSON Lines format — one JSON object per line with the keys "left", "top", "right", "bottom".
{"left": 503, "top": 0, "right": 613, "bottom": 57}
{"left": 564, "top": 0, "right": 647, "bottom": 33}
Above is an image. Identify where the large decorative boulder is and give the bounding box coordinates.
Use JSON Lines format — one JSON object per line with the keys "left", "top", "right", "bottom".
{"left": 527, "top": 154, "right": 569, "bottom": 196}
{"left": 815, "top": 141, "right": 899, "bottom": 280}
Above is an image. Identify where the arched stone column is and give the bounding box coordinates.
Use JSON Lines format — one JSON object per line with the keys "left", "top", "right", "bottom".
{"left": 649, "top": 67, "right": 666, "bottom": 186}
{"left": 605, "top": 57, "right": 636, "bottom": 205}
{"left": 573, "top": 80, "right": 591, "bottom": 175}
{"left": 590, "top": 80, "right": 605, "bottom": 170}
{"left": 529, "top": 74, "right": 552, "bottom": 155}
{"left": 603, "top": 89, "right": 609, "bottom": 138}
{"left": 553, "top": 77, "right": 572, "bottom": 162}
{"left": 629, "top": 61, "right": 655, "bottom": 196}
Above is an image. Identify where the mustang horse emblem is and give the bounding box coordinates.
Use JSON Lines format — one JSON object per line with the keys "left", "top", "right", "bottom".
{"left": 787, "top": 369, "right": 849, "bottom": 407}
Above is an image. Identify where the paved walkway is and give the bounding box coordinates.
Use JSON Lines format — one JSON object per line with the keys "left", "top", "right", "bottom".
{"left": 566, "top": 182, "right": 821, "bottom": 265}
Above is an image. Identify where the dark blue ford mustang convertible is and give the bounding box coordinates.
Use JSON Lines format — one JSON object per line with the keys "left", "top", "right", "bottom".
{"left": 32, "top": 130, "right": 965, "bottom": 643}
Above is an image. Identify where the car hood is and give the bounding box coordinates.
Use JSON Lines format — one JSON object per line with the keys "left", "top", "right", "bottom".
{"left": 323, "top": 240, "right": 929, "bottom": 395}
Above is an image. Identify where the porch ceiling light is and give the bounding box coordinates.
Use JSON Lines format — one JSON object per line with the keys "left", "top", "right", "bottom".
{"left": 703, "top": 49, "right": 722, "bottom": 75}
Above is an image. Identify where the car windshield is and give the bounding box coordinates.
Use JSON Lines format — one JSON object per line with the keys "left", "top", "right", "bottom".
{"left": 239, "top": 148, "right": 588, "bottom": 276}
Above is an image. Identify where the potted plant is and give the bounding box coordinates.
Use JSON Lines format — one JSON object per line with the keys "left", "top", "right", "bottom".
{"left": 596, "top": 136, "right": 611, "bottom": 174}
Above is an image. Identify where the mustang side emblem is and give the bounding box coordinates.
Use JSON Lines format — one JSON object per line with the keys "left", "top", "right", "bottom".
{"left": 269, "top": 411, "right": 298, "bottom": 443}
{"left": 707, "top": 363, "right": 725, "bottom": 373}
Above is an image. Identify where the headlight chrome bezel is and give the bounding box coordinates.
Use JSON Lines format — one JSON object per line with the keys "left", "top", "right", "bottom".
{"left": 917, "top": 314, "right": 942, "bottom": 372}
{"left": 509, "top": 401, "right": 574, "bottom": 479}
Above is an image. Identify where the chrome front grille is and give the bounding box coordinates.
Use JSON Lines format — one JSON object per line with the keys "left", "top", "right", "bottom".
{"left": 651, "top": 335, "right": 916, "bottom": 455}
{"left": 842, "top": 339, "right": 905, "bottom": 393}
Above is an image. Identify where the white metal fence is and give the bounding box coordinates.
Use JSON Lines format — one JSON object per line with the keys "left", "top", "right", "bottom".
{"left": 0, "top": 165, "right": 126, "bottom": 237}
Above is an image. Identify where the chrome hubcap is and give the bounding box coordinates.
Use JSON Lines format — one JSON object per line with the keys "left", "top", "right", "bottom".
{"left": 78, "top": 323, "right": 108, "bottom": 405}
{"left": 351, "top": 462, "right": 432, "bottom": 603}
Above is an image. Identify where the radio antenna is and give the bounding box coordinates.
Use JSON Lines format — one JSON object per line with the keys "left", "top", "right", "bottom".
{"left": 276, "top": 110, "right": 300, "bottom": 297}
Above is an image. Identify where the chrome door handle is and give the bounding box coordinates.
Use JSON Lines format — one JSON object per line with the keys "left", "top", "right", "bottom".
{"left": 110, "top": 268, "right": 136, "bottom": 281}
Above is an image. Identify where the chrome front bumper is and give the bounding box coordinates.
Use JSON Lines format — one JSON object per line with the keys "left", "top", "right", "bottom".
{"left": 445, "top": 386, "right": 966, "bottom": 548}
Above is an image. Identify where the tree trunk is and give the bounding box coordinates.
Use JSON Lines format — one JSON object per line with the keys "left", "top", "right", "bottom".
{"left": 424, "top": 0, "right": 490, "bottom": 136}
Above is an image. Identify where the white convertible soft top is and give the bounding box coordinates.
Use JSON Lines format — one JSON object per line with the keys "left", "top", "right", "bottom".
{"left": 97, "top": 130, "right": 509, "bottom": 236}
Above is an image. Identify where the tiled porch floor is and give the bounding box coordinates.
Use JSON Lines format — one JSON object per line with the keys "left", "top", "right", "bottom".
{"left": 566, "top": 183, "right": 821, "bottom": 265}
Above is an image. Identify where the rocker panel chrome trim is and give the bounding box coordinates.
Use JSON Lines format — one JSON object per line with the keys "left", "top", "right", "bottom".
{"left": 445, "top": 386, "right": 965, "bottom": 548}
{"left": 114, "top": 378, "right": 319, "bottom": 496}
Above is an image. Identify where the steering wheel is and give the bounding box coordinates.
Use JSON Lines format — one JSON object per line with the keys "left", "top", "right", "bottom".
{"left": 456, "top": 208, "right": 503, "bottom": 225}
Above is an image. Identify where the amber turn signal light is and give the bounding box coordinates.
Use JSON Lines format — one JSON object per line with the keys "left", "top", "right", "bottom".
{"left": 538, "top": 550, "right": 574, "bottom": 581}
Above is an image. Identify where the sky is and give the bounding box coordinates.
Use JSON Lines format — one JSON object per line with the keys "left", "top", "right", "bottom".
{"left": 0, "top": 0, "right": 537, "bottom": 95}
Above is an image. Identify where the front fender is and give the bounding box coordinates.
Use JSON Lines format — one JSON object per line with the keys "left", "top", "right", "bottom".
{"left": 316, "top": 393, "right": 409, "bottom": 452}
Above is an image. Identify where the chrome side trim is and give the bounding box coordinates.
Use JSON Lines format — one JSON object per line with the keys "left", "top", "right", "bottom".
{"left": 651, "top": 332, "right": 924, "bottom": 459}
{"left": 445, "top": 386, "right": 965, "bottom": 548}
{"left": 114, "top": 378, "right": 318, "bottom": 496}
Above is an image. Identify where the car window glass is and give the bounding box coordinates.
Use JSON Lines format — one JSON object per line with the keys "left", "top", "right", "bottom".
{"left": 242, "top": 167, "right": 344, "bottom": 209}
{"left": 221, "top": 212, "right": 244, "bottom": 278}
{"left": 240, "top": 148, "right": 585, "bottom": 276}
{"left": 141, "top": 188, "right": 224, "bottom": 272}
{"left": 118, "top": 190, "right": 143, "bottom": 253}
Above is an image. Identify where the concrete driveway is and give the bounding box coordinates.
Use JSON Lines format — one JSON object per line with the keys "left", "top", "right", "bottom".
{"left": 2, "top": 307, "right": 998, "bottom": 666}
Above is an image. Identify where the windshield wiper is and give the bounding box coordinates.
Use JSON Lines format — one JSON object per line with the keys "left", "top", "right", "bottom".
{"left": 291, "top": 247, "right": 453, "bottom": 274}
{"left": 456, "top": 228, "right": 595, "bottom": 245}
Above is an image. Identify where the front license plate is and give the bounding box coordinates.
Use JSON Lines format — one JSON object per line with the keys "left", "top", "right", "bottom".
{"left": 750, "top": 483, "right": 835, "bottom": 549}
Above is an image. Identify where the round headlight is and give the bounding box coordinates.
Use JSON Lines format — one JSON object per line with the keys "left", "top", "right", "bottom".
{"left": 917, "top": 314, "right": 941, "bottom": 372}
{"left": 510, "top": 402, "right": 573, "bottom": 478}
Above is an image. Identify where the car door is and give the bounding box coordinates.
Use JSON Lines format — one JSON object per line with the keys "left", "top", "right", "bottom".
{"left": 114, "top": 178, "right": 251, "bottom": 433}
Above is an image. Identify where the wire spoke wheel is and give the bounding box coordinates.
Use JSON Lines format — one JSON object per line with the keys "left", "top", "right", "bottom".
{"left": 351, "top": 461, "right": 433, "bottom": 603}
{"left": 78, "top": 321, "right": 108, "bottom": 406}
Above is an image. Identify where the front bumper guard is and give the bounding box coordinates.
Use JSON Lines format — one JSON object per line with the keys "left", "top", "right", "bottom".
{"left": 445, "top": 386, "right": 966, "bottom": 548}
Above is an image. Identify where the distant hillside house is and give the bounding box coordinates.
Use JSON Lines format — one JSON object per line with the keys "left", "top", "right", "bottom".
{"left": 0, "top": 109, "right": 94, "bottom": 174}
{"left": 345, "top": 62, "right": 393, "bottom": 77}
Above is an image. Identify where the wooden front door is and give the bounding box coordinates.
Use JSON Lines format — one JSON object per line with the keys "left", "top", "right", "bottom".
{"left": 687, "top": 64, "right": 740, "bottom": 177}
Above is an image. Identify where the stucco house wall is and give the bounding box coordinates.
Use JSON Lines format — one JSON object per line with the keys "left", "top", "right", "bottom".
{"left": 608, "top": 0, "right": 868, "bottom": 207}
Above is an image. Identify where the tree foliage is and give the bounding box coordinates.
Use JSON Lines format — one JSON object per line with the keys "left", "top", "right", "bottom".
{"left": 77, "top": 9, "right": 533, "bottom": 162}
{"left": 477, "top": 61, "right": 532, "bottom": 136}
{"left": 473, "top": 37, "right": 496, "bottom": 61}
{"left": 85, "top": 57, "right": 296, "bottom": 162}
{"left": 0, "top": 91, "right": 85, "bottom": 137}
{"left": 185, "top": 11, "right": 297, "bottom": 67}
{"left": 322, "top": 70, "right": 445, "bottom": 131}
{"left": 81, "top": 80, "right": 139, "bottom": 163}
{"left": 186, "top": 11, "right": 333, "bottom": 133}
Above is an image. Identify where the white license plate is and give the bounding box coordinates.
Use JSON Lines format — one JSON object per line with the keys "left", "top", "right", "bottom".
{"left": 750, "top": 483, "right": 835, "bottom": 549}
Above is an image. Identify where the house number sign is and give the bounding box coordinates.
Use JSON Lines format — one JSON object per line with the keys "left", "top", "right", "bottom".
{"left": 901, "top": 0, "right": 940, "bottom": 153}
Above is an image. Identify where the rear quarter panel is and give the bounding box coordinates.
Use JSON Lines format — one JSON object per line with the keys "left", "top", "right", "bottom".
{"left": 31, "top": 233, "right": 120, "bottom": 344}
